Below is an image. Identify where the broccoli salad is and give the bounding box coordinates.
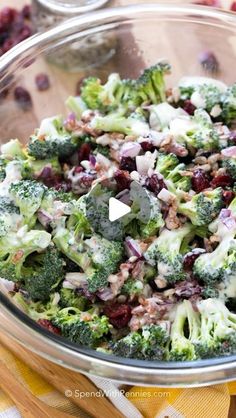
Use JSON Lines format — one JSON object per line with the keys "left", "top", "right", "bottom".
{"left": 2, "top": 61, "right": 236, "bottom": 362}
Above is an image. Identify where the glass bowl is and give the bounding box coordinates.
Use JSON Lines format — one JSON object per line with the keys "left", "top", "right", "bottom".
{"left": 1, "top": 3, "right": 236, "bottom": 386}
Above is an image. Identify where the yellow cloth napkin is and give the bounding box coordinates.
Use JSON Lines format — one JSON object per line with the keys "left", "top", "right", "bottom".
{"left": 0, "top": 342, "right": 235, "bottom": 418}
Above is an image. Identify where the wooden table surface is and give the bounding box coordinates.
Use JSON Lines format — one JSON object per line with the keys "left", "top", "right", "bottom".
{"left": 0, "top": 0, "right": 236, "bottom": 417}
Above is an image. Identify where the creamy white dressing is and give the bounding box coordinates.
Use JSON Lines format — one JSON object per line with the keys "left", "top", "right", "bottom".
{"left": 0, "top": 160, "right": 22, "bottom": 198}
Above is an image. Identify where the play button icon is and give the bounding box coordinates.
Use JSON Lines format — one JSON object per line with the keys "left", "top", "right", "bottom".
{"left": 109, "top": 197, "right": 131, "bottom": 222}
{"left": 84, "top": 175, "right": 152, "bottom": 240}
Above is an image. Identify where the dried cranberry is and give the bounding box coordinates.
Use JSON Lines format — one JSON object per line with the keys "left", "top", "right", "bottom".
{"left": 231, "top": 2, "right": 236, "bottom": 11}
{"left": 183, "top": 100, "right": 196, "bottom": 116}
{"left": 119, "top": 156, "right": 136, "bottom": 172}
{"left": 211, "top": 174, "right": 233, "bottom": 188}
{"left": 103, "top": 304, "right": 131, "bottom": 328}
{"left": 146, "top": 174, "right": 165, "bottom": 195}
{"left": 0, "top": 87, "right": 8, "bottom": 100}
{"left": 21, "top": 5, "right": 31, "bottom": 19}
{"left": 78, "top": 143, "right": 91, "bottom": 163}
{"left": 140, "top": 141, "right": 155, "bottom": 152}
{"left": 17, "top": 25, "right": 32, "bottom": 42}
{"left": 0, "top": 31, "right": 8, "bottom": 46}
{"left": 198, "top": 51, "right": 219, "bottom": 73}
{"left": 2, "top": 38, "right": 14, "bottom": 53}
{"left": 74, "top": 166, "right": 84, "bottom": 173}
{"left": 54, "top": 181, "right": 72, "bottom": 192}
{"left": 194, "top": 0, "right": 220, "bottom": 6}
{"left": 14, "top": 86, "right": 32, "bottom": 111}
{"left": 114, "top": 170, "right": 131, "bottom": 192}
{"left": 192, "top": 169, "right": 210, "bottom": 193}
{"left": 0, "top": 7, "right": 15, "bottom": 26}
{"left": 183, "top": 248, "right": 206, "bottom": 271}
{"left": 35, "top": 73, "right": 50, "bottom": 91}
{"left": 223, "top": 190, "right": 235, "bottom": 205}
{"left": 37, "top": 319, "right": 61, "bottom": 335}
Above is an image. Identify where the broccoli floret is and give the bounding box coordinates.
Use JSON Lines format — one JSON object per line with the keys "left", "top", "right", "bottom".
{"left": 178, "top": 188, "right": 223, "bottom": 226}
{"left": 27, "top": 116, "right": 79, "bottom": 160}
{"left": 169, "top": 300, "right": 200, "bottom": 361}
{"left": 12, "top": 292, "right": 60, "bottom": 321}
{"left": 9, "top": 180, "right": 47, "bottom": 227}
{"left": 144, "top": 224, "right": 194, "bottom": 283}
{"left": 0, "top": 226, "right": 51, "bottom": 282}
{"left": 122, "top": 182, "right": 164, "bottom": 238}
{"left": 178, "top": 76, "right": 227, "bottom": 103}
{"left": 155, "top": 154, "right": 191, "bottom": 196}
{"left": 23, "top": 247, "right": 65, "bottom": 302}
{"left": 81, "top": 63, "right": 170, "bottom": 114}
{"left": 112, "top": 324, "right": 170, "bottom": 360}
{"left": 53, "top": 227, "right": 124, "bottom": 293}
{"left": 222, "top": 83, "right": 236, "bottom": 125}
{"left": 194, "top": 298, "right": 236, "bottom": 358}
{"left": 180, "top": 84, "right": 222, "bottom": 114}
{"left": 66, "top": 96, "right": 87, "bottom": 119}
{"left": 155, "top": 152, "right": 179, "bottom": 177}
{"left": 90, "top": 112, "right": 149, "bottom": 137}
{"left": 222, "top": 157, "right": 236, "bottom": 180}
{"left": 81, "top": 74, "right": 121, "bottom": 111}
{"left": 0, "top": 197, "right": 22, "bottom": 237}
{"left": 121, "top": 277, "right": 144, "bottom": 298}
{"left": 22, "top": 156, "right": 61, "bottom": 180}
{"left": 193, "top": 218, "right": 236, "bottom": 284}
{"left": 201, "top": 286, "right": 219, "bottom": 299}
{"left": 185, "top": 109, "right": 220, "bottom": 151}
{"left": 59, "top": 288, "right": 88, "bottom": 310}
{"left": 0, "top": 156, "right": 7, "bottom": 181}
{"left": 139, "top": 192, "right": 164, "bottom": 238}
{"left": 52, "top": 307, "right": 111, "bottom": 348}
{"left": 84, "top": 235, "right": 124, "bottom": 292}
{"left": 1, "top": 139, "right": 26, "bottom": 160}
{"left": 136, "top": 62, "right": 171, "bottom": 104}
{"left": 196, "top": 85, "right": 222, "bottom": 114}
{"left": 36, "top": 189, "right": 78, "bottom": 230}
{"left": 66, "top": 197, "right": 92, "bottom": 237}
{"left": 94, "top": 144, "right": 110, "bottom": 158}
{"left": 84, "top": 183, "right": 124, "bottom": 240}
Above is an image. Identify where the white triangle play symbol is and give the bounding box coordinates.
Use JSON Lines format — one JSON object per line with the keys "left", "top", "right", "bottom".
{"left": 109, "top": 197, "right": 131, "bottom": 222}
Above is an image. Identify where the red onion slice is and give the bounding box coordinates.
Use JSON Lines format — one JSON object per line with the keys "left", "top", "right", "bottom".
{"left": 37, "top": 209, "right": 53, "bottom": 227}
{"left": 120, "top": 142, "right": 141, "bottom": 158}
{"left": 221, "top": 146, "right": 236, "bottom": 158}
{"left": 97, "top": 287, "right": 114, "bottom": 301}
{"left": 125, "top": 237, "right": 142, "bottom": 258}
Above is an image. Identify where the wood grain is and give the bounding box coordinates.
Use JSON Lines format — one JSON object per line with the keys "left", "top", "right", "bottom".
{"left": 0, "top": 358, "right": 76, "bottom": 418}
{"left": 0, "top": 332, "right": 125, "bottom": 418}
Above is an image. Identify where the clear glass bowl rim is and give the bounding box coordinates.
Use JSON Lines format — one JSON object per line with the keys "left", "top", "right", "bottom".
{"left": 1, "top": 3, "right": 236, "bottom": 386}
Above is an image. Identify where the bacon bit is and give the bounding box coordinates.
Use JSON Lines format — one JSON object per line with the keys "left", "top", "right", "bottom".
{"left": 160, "top": 136, "right": 188, "bottom": 157}
{"left": 165, "top": 203, "right": 181, "bottom": 230}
